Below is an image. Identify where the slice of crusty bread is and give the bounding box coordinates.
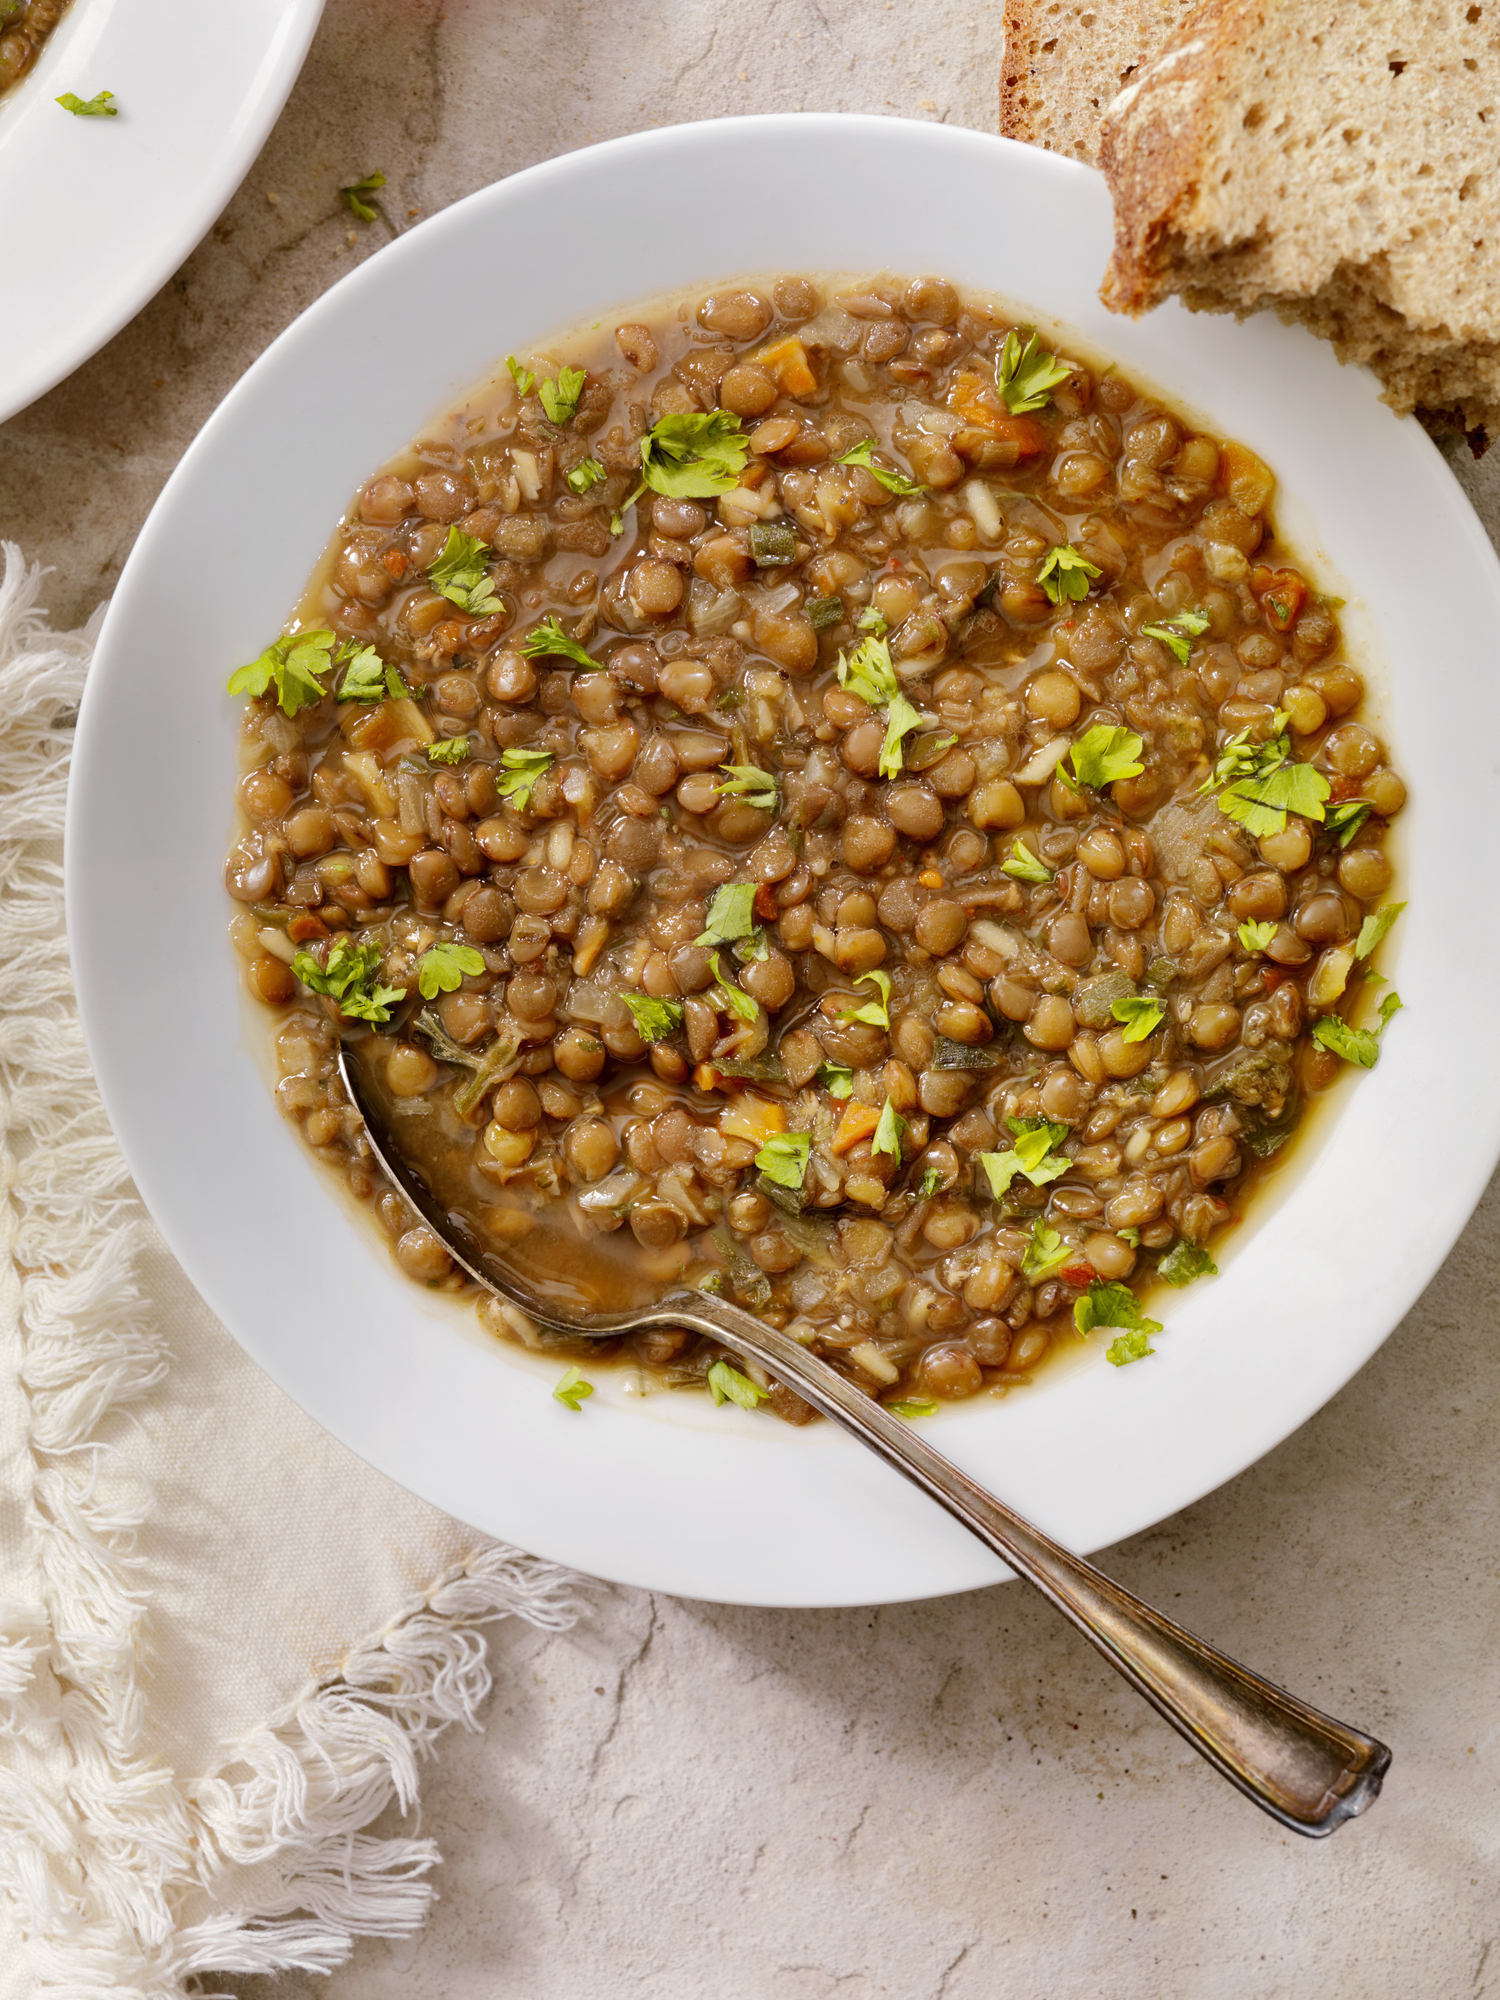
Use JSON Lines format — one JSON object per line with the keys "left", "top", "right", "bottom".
{"left": 999, "top": 0, "right": 1201, "bottom": 165}
{"left": 1098, "top": 0, "right": 1500, "bottom": 439}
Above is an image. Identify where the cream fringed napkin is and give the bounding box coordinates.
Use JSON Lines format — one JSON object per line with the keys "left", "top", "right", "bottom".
{"left": 0, "top": 544, "right": 586, "bottom": 1999}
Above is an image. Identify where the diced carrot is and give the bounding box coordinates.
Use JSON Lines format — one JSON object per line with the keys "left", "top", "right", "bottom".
{"left": 693, "top": 1063, "right": 728, "bottom": 1094}
{"left": 1059, "top": 1264, "right": 1095, "bottom": 1288}
{"left": 947, "top": 372, "right": 1047, "bottom": 455}
{"left": 287, "top": 913, "right": 329, "bottom": 943}
{"left": 918, "top": 869, "right": 944, "bottom": 890}
{"left": 753, "top": 881, "right": 780, "bottom": 922}
{"left": 751, "top": 335, "right": 817, "bottom": 398}
{"left": 832, "top": 1103, "right": 881, "bottom": 1155}
{"left": 720, "top": 1095, "right": 786, "bottom": 1147}
{"left": 382, "top": 547, "right": 409, "bottom": 580}
{"left": 1220, "top": 439, "right": 1275, "bottom": 515}
{"left": 1252, "top": 566, "right": 1306, "bottom": 633}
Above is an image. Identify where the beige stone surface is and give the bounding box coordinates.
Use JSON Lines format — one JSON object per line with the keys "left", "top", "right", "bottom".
{"left": 4, "top": 2, "right": 1499, "bottom": 1995}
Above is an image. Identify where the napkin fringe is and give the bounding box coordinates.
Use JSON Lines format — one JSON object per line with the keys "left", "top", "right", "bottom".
{"left": 0, "top": 546, "right": 587, "bottom": 1999}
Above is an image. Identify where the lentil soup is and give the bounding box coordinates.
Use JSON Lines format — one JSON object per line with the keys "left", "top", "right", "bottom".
{"left": 225, "top": 272, "right": 1406, "bottom": 1424}
{"left": 0, "top": 0, "right": 71, "bottom": 97}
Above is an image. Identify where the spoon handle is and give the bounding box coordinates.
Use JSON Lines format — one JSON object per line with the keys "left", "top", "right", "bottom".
{"left": 666, "top": 1289, "right": 1389, "bottom": 1837}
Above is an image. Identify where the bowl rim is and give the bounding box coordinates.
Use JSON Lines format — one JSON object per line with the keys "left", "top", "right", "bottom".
{"left": 66, "top": 112, "right": 1500, "bottom": 1606}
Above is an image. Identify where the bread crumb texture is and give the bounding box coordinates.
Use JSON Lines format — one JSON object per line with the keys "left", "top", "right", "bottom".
{"left": 1098, "top": 0, "right": 1500, "bottom": 435}
{"left": 1000, "top": 0, "right": 1201, "bottom": 162}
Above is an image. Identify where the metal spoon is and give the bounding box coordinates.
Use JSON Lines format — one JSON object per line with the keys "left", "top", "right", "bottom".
{"left": 340, "top": 1046, "right": 1389, "bottom": 1837}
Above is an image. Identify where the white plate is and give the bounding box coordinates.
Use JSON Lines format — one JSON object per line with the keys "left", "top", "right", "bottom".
{"left": 67, "top": 115, "right": 1500, "bottom": 1607}
{"left": 0, "top": 0, "right": 323, "bottom": 424}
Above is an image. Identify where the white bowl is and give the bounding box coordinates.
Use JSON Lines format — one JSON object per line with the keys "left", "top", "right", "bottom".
{"left": 0, "top": 0, "right": 324, "bottom": 424}
{"left": 67, "top": 115, "right": 1500, "bottom": 1607}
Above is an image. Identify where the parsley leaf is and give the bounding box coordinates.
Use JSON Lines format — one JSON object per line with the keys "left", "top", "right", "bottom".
{"left": 1312, "top": 1013, "right": 1382, "bottom": 1068}
{"left": 839, "top": 968, "right": 891, "bottom": 1030}
{"left": 1140, "top": 609, "right": 1210, "bottom": 665}
{"left": 888, "top": 1397, "right": 938, "bottom": 1418}
{"left": 1326, "top": 799, "right": 1374, "bottom": 847}
{"left": 708, "top": 952, "right": 759, "bottom": 1022}
{"left": 978, "top": 1118, "right": 1070, "bottom": 1198}
{"left": 1158, "top": 1242, "right": 1218, "bottom": 1287}
{"left": 996, "top": 330, "right": 1071, "bottom": 414}
{"left": 415, "top": 941, "right": 486, "bottom": 999}
{"left": 539, "top": 367, "right": 586, "bottom": 426}
{"left": 836, "top": 438, "right": 925, "bottom": 495}
{"left": 879, "top": 692, "right": 927, "bottom": 780}
{"left": 817, "top": 1062, "right": 855, "bottom": 1099}
{"left": 553, "top": 1367, "right": 594, "bottom": 1411}
{"left": 1002, "top": 838, "right": 1053, "bottom": 884}
{"left": 292, "top": 937, "right": 405, "bottom": 1025}
{"left": 1111, "top": 994, "right": 1164, "bottom": 1043}
{"left": 715, "top": 763, "right": 778, "bottom": 811}
{"left": 494, "top": 746, "right": 554, "bottom": 809}
{"left": 426, "top": 738, "right": 471, "bottom": 765}
{"left": 507, "top": 356, "right": 536, "bottom": 396}
{"left": 1067, "top": 724, "right": 1144, "bottom": 790}
{"left": 1075, "top": 1280, "right": 1163, "bottom": 1343}
{"left": 696, "top": 883, "right": 759, "bottom": 947}
{"left": 836, "top": 632, "right": 899, "bottom": 709}
{"left": 857, "top": 606, "right": 889, "bottom": 637}
{"left": 708, "top": 1359, "right": 767, "bottom": 1410}
{"left": 428, "top": 527, "right": 502, "bottom": 615}
{"left": 521, "top": 615, "right": 595, "bottom": 669}
{"left": 1218, "top": 760, "right": 1329, "bottom": 838}
{"left": 1237, "top": 919, "right": 1277, "bottom": 953}
{"left": 566, "top": 457, "right": 605, "bottom": 495}
{"left": 1355, "top": 902, "right": 1405, "bottom": 960}
{"left": 1023, "top": 1219, "right": 1070, "bottom": 1282}
{"left": 227, "top": 630, "right": 337, "bottom": 718}
{"left": 336, "top": 645, "right": 411, "bottom": 703}
{"left": 623, "top": 994, "right": 684, "bottom": 1042}
{"left": 915, "top": 1164, "right": 944, "bottom": 1198}
{"left": 1119, "top": 1228, "right": 1141, "bottom": 1248}
{"left": 340, "top": 169, "right": 385, "bottom": 221}
{"left": 872, "top": 1097, "right": 907, "bottom": 1161}
{"left": 57, "top": 89, "right": 117, "bottom": 116}
{"left": 1036, "top": 544, "right": 1101, "bottom": 607}
{"left": 1106, "top": 1329, "right": 1156, "bottom": 1367}
{"left": 638, "top": 411, "right": 749, "bottom": 500}
{"left": 756, "top": 1132, "right": 811, "bottom": 1190}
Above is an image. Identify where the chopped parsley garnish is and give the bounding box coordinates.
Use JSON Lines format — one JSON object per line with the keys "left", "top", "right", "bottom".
{"left": 839, "top": 968, "right": 891, "bottom": 1031}
{"left": 227, "top": 629, "right": 340, "bottom": 718}
{"left": 1202, "top": 713, "right": 1290, "bottom": 791}
{"left": 1326, "top": 799, "right": 1374, "bottom": 847}
{"left": 872, "top": 1096, "right": 907, "bottom": 1161}
{"left": 835, "top": 632, "right": 899, "bottom": 709}
{"left": 1158, "top": 1242, "right": 1218, "bottom": 1287}
{"left": 623, "top": 994, "right": 684, "bottom": 1042}
{"left": 996, "top": 330, "right": 1071, "bottom": 415}
{"left": 553, "top": 1367, "right": 594, "bottom": 1412}
{"left": 978, "top": 1118, "right": 1070, "bottom": 1198}
{"left": 1075, "top": 1281, "right": 1163, "bottom": 1347}
{"left": 1218, "top": 760, "right": 1329, "bottom": 839}
{"left": 836, "top": 438, "right": 925, "bottom": 496}
{"left": 708, "top": 952, "right": 759, "bottom": 1022}
{"left": 879, "top": 692, "right": 928, "bottom": 780}
{"left": 1119, "top": 1228, "right": 1141, "bottom": 1248}
{"left": 507, "top": 356, "right": 536, "bottom": 396}
{"left": 756, "top": 1132, "right": 811, "bottom": 1190}
{"left": 426, "top": 737, "right": 471, "bottom": 765}
{"left": 857, "top": 606, "right": 889, "bottom": 636}
{"left": 57, "top": 89, "right": 117, "bottom": 116}
{"left": 340, "top": 169, "right": 385, "bottom": 220}
{"left": 915, "top": 1164, "right": 944, "bottom": 1198}
{"left": 715, "top": 763, "right": 778, "bottom": 811}
{"left": 1066, "top": 724, "right": 1144, "bottom": 790}
{"left": 566, "top": 457, "right": 605, "bottom": 495}
{"left": 521, "top": 615, "right": 595, "bottom": 669}
{"left": 1140, "top": 609, "right": 1210, "bottom": 665}
{"left": 1002, "top": 838, "right": 1053, "bottom": 884}
{"left": 1111, "top": 994, "right": 1164, "bottom": 1043}
{"left": 1355, "top": 902, "right": 1405, "bottom": 960}
{"left": 708, "top": 1359, "right": 767, "bottom": 1410}
{"left": 1023, "top": 1220, "right": 1070, "bottom": 1283}
{"left": 1036, "top": 544, "right": 1101, "bottom": 607}
{"left": 415, "top": 941, "right": 486, "bottom": 999}
{"left": 1106, "top": 1329, "right": 1156, "bottom": 1367}
{"left": 291, "top": 937, "right": 405, "bottom": 1025}
{"left": 1312, "top": 991, "right": 1402, "bottom": 1069}
{"left": 428, "top": 527, "right": 502, "bottom": 615}
{"left": 494, "top": 746, "right": 553, "bottom": 807}
{"left": 337, "top": 645, "right": 411, "bottom": 703}
{"left": 696, "top": 881, "right": 759, "bottom": 948}
{"left": 1237, "top": 920, "right": 1277, "bottom": 953}
{"left": 539, "top": 367, "right": 586, "bottom": 426}
{"left": 888, "top": 1397, "right": 938, "bottom": 1418}
{"left": 817, "top": 1062, "right": 855, "bottom": 1099}
{"left": 638, "top": 411, "right": 749, "bottom": 499}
